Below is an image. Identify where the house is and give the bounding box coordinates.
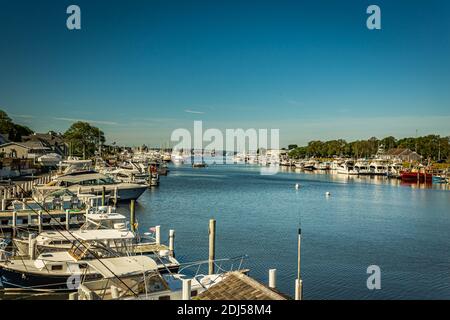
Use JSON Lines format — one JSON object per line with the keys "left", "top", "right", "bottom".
{"left": 380, "top": 148, "right": 422, "bottom": 162}
{"left": 0, "top": 141, "right": 51, "bottom": 159}
{"left": 22, "top": 132, "right": 68, "bottom": 157}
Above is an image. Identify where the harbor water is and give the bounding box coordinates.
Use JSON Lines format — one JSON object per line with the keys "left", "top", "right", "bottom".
{"left": 123, "top": 163, "right": 450, "bottom": 300}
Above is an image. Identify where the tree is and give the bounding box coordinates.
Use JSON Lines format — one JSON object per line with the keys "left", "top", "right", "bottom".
{"left": 63, "top": 122, "right": 105, "bottom": 159}
{"left": 288, "top": 144, "right": 298, "bottom": 150}
{"left": 0, "top": 109, "right": 33, "bottom": 141}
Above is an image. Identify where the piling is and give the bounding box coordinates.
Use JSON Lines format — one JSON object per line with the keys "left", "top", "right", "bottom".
{"left": 295, "top": 279, "right": 303, "bottom": 300}
{"left": 66, "top": 209, "right": 70, "bottom": 230}
{"left": 111, "top": 285, "right": 119, "bottom": 299}
{"left": 130, "top": 200, "right": 136, "bottom": 232}
{"left": 208, "top": 219, "right": 216, "bottom": 275}
{"left": 38, "top": 210, "right": 43, "bottom": 233}
{"left": 22, "top": 199, "right": 27, "bottom": 210}
{"left": 182, "top": 279, "right": 192, "bottom": 300}
{"left": 12, "top": 211, "right": 17, "bottom": 238}
{"left": 169, "top": 229, "right": 175, "bottom": 256}
{"left": 1, "top": 199, "right": 6, "bottom": 211}
{"left": 297, "top": 228, "right": 301, "bottom": 281}
{"left": 269, "top": 269, "right": 277, "bottom": 289}
{"left": 155, "top": 225, "right": 161, "bottom": 245}
{"left": 101, "top": 187, "right": 106, "bottom": 206}
{"left": 114, "top": 187, "right": 118, "bottom": 206}
{"left": 29, "top": 234, "right": 36, "bottom": 260}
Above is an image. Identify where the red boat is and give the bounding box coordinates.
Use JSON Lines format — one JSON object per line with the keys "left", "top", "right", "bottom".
{"left": 400, "top": 171, "right": 433, "bottom": 183}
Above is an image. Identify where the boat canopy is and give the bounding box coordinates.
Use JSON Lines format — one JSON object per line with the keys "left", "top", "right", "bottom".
{"left": 55, "top": 173, "right": 110, "bottom": 184}
{"left": 86, "top": 256, "right": 158, "bottom": 278}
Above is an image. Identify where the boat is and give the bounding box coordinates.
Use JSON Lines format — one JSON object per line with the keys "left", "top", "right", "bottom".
{"left": 337, "top": 160, "right": 358, "bottom": 175}
{"left": 34, "top": 172, "right": 148, "bottom": 201}
{"left": 400, "top": 170, "right": 433, "bottom": 183}
{"left": 38, "top": 153, "right": 63, "bottom": 167}
{"left": 354, "top": 161, "right": 371, "bottom": 175}
{"left": 192, "top": 163, "right": 207, "bottom": 168}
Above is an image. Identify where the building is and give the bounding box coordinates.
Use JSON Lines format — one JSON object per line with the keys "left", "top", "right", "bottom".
{"left": 22, "top": 132, "right": 68, "bottom": 157}
{"left": 380, "top": 148, "right": 422, "bottom": 162}
{"left": 0, "top": 141, "right": 51, "bottom": 159}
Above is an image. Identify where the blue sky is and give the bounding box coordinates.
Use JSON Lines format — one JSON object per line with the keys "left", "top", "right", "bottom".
{"left": 0, "top": 0, "right": 449, "bottom": 147}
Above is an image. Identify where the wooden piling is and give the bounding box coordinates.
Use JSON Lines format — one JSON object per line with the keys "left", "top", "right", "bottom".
{"left": 295, "top": 279, "right": 303, "bottom": 300}
{"left": 12, "top": 211, "right": 17, "bottom": 238}
{"left": 155, "top": 225, "right": 161, "bottom": 245}
{"left": 38, "top": 210, "right": 43, "bottom": 233}
{"left": 101, "top": 186, "right": 106, "bottom": 206}
{"left": 182, "top": 279, "right": 191, "bottom": 300}
{"left": 208, "top": 219, "right": 216, "bottom": 275}
{"left": 169, "top": 229, "right": 175, "bottom": 256}
{"left": 1, "top": 199, "right": 5, "bottom": 211}
{"left": 269, "top": 269, "right": 277, "bottom": 289}
{"left": 130, "top": 200, "right": 136, "bottom": 232}
{"left": 65, "top": 209, "right": 70, "bottom": 230}
{"left": 29, "top": 234, "right": 36, "bottom": 260}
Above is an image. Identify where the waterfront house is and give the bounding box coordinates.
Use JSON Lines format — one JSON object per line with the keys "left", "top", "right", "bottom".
{"left": 0, "top": 141, "right": 51, "bottom": 159}
{"left": 380, "top": 148, "right": 422, "bottom": 162}
{"left": 22, "top": 132, "right": 68, "bottom": 157}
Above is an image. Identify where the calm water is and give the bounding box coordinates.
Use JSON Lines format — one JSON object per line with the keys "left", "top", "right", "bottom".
{"left": 125, "top": 164, "right": 450, "bottom": 300}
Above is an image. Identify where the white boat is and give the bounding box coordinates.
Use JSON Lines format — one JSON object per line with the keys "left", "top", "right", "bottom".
{"left": 38, "top": 153, "right": 62, "bottom": 167}
{"left": 34, "top": 172, "right": 147, "bottom": 201}
{"left": 354, "top": 160, "right": 371, "bottom": 175}
{"left": 337, "top": 160, "right": 358, "bottom": 175}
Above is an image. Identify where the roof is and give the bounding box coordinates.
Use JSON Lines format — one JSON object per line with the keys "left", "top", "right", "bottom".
{"left": 196, "top": 271, "right": 289, "bottom": 300}
{"left": 86, "top": 256, "right": 158, "bottom": 278}
{"left": 0, "top": 141, "right": 51, "bottom": 150}
{"left": 72, "top": 229, "right": 134, "bottom": 241}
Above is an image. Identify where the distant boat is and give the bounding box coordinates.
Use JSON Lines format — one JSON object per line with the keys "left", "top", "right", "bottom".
{"left": 192, "top": 163, "right": 207, "bottom": 168}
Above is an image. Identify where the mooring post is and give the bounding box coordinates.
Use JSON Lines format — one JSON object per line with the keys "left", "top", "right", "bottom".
{"left": 1, "top": 198, "right": 5, "bottom": 211}
{"left": 169, "top": 230, "right": 175, "bottom": 257}
{"left": 182, "top": 279, "right": 192, "bottom": 300}
{"left": 208, "top": 219, "right": 216, "bottom": 275}
{"left": 38, "top": 210, "right": 43, "bottom": 233}
{"left": 269, "top": 269, "right": 277, "bottom": 289}
{"left": 65, "top": 209, "right": 70, "bottom": 230}
{"left": 169, "top": 229, "right": 175, "bottom": 256}
{"left": 22, "top": 198, "right": 27, "bottom": 210}
{"left": 101, "top": 186, "right": 106, "bottom": 206}
{"left": 295, "top": 279, "right": 303, "bottom": 300}
{"left": 29, "top": 233, "right": 36, "bottom": 260}
{"left": 12, "top": 211, "right": 17, "bottom": 238}
{"left": 130, "top": 199, "right": 136, "bottom": 232}
{"left": 155, "top": 225, "right": 161, "bottom": 245}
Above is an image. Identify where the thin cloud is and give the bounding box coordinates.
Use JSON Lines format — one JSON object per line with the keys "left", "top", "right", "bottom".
{"left": 54, "top": 117, "right": 118, "bottom": 126}
{"left": 286, "top": 99, "right": 302, "bottom": 106}
{"left": 184, "top": 109, "right": 205, "bottom": 114}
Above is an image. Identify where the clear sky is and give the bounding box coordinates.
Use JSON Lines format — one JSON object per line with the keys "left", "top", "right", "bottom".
{"left": 0, "top": 0, "right": 449, "bottom": 147}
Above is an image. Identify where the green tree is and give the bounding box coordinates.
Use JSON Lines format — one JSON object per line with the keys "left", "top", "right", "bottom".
{"left": 63, "top": 122, "right": 105, "bottom": 159}
{"left": 0, "top": 110, "right": 33, "bottom": 141}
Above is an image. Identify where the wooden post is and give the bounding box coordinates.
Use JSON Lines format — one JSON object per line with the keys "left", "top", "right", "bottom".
{"left": 297, "top": 228, "right": 301, "bottom": 281}
{"left": 29, "top": 234, "right": 36, "bottom": 259}
{"left": 114, "top": 187, "right": 118, "bottom": 206}
{"left": 295, "top": 279, "right": 303, "bottom": 300}
{"left": 12, "top": 211, "right": 17, "bottom": 238}
{"left": 22, "top": 198, "right": 27, "bottom": 210}
{"left": 269, "top": 269, "right": 277, "bottom": 289}
{"left": 155, "top": 225, "right": 161, "bottom": 245}
{"left": 101, "top": 186, "right": 106, "bottom": 206}
{"left": 130, "top": 200, "right": 136, "bottom": 232}
{"left": 38, "top": 210, "right": 42, "bottom": 233}
{"left": 182, "top": 279, "right": 191, "bottom": 300}
{"left": 208, "top": 219, "right": 216, "bottom": 275}
{"left": 65, "top": 209, "right": 70, "bottom": 230}
{"left": 1, "top": 199, "right": 5, "bottom": 211}
{"left": 169, "top": 229, "right": 175, "bottom": 256}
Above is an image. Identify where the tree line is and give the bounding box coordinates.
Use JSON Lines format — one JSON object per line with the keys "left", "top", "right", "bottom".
{"left": 288, "top": 135, "right": 450, "bottom": 161}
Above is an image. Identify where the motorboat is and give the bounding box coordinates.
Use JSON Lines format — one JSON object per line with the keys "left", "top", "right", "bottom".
{"left": 34, "top": 172, "right": 148, "bottom": 201}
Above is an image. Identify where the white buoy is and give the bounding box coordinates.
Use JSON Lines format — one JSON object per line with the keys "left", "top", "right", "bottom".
{"left": 295, "top": 183, "right": 300, "bottom": 190}
{"left": 325, "top": 192, "right": 331, "bottom": 196}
